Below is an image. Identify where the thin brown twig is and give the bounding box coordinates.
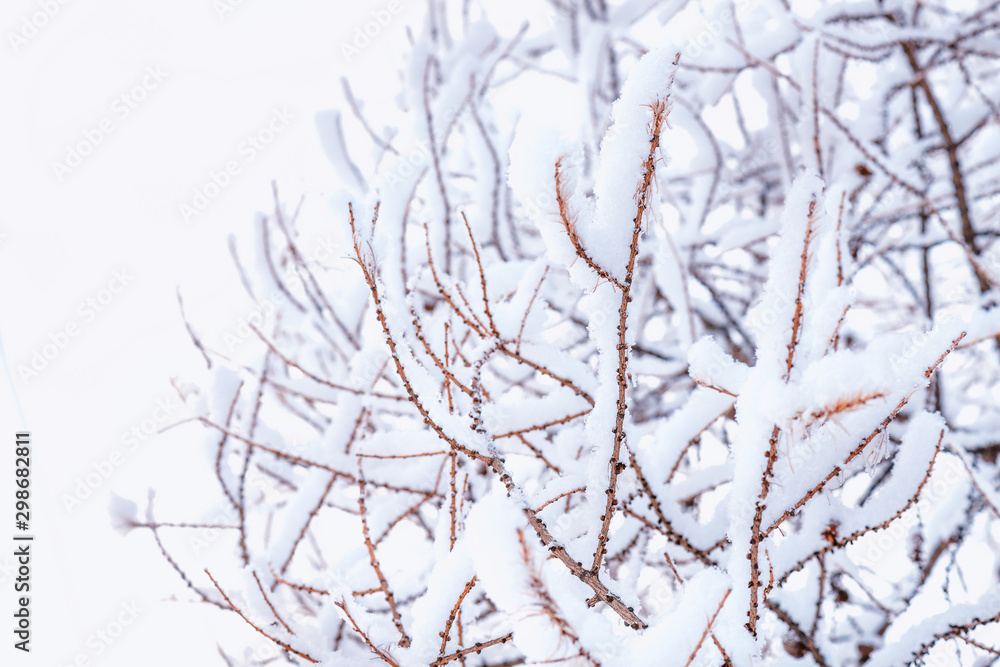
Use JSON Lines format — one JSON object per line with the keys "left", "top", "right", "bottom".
{"left": 439, "top": 576, "right": 477, "bottom": 656}
{"left": 205, "top": 569, "right": 317, "bottom": 663}
{"left": 430, "top": 633, "right": 514, "bottom": 666}
{"left": 252, "top": 571, "right": 294, "bottom": 635}
{"left": 684, "top": 589, "right": 731, "bottom": 667}
{"left": 335, "top": 598, "right": 401, "bottom": 666}
{"left": 357, "top": 461, "right": 411, "bottom": 647}
{"left": 593, "top": 84, "right": 675, "bottom": 577}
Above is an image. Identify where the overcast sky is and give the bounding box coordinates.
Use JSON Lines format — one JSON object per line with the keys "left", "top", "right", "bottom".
{"left": 0, "top": 1, "right": 429, "bottom": 664}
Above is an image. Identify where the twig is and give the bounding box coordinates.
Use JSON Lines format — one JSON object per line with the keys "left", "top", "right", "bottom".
{"left": 205, "top": 570, "right": 317, "bottom": 663}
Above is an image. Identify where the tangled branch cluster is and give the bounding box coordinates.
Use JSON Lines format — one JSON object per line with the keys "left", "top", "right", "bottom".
{"left": 123, "top": 1, "right": 1000, "bottom": 664}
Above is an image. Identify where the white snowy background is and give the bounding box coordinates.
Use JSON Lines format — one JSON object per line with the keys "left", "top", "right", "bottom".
{"left": 5, "top": 0, "right": 998, "bottom": 665}
{"left": 0, "top": 1, "right": 444, "bottom": 664}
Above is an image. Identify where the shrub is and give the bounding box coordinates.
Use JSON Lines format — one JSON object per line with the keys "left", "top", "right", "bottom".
{"left": 120, "top": 1, "right": 1000, "bottom": 664}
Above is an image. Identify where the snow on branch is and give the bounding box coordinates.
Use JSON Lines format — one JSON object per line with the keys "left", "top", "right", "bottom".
{"left": 128, "top": 1, "right": 1000, "bottom": 664}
